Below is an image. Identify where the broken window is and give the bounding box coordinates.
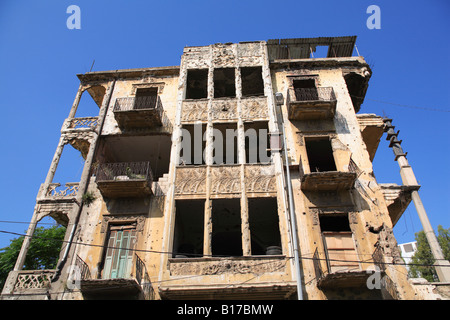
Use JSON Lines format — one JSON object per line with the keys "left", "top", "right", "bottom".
{"left": 319, "top": 214, "right": 359, "bottom": 273}
{"left": 212, "top": 199, "right": 242, "bottom": 257}
{"left": 134, "top": 87, "right": 158, "bottom": 109}
{"left": 186, "top": 69, "right": 208, "bottom": 99}
{"left": 244, "top": 121, "right": 271, "bottom": 164}
{"left": 305, "top": 137, "right": 337, "bottom": 172}
{"left": 248, "top": 197, "right": 282, "bottom": 255}
{"left": 214, "top": 68, "right": 236, "bottom": 98}
{"left": 102, "top": 224, "right": 137, "bottom": 279}
{"left": 212, "top": 123, "right": 238, "bottom": 165}
{"left": 293, "top": 78, "right": 318, "bottom": 101}
{"left": 173, "top": 199, "right": 205, "bottom": 258}
{"left": 180, "top": 124, "right": 207, "bottom": 165}
{"left": 241, "top": 67, "right": 264, "bottom": 97}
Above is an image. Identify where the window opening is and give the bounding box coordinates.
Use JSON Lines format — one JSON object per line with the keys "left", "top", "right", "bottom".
{"left": 241, "top": 67, "right": 264, "bottom": 97}
{"left": 186, "top": 69, "right": 208, "bottom": 99}
{"left": 173, "top": 199, "right": 205, "bottom": 258}
{"left": 211, "top": 199, "right": 242, "bottom": 257}
{"left": 214, "top": 68, "right": 236, "bottom": 98}
{"left": 305, "top": 137, "right": 336, "bottom": 172}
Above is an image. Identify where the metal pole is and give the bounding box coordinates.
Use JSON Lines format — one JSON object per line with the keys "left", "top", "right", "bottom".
{"left": 275, "top": 95, "right": 303, "bottom": 299}
{"left": 383, "top": 118, "right": 450, "bottom": 282}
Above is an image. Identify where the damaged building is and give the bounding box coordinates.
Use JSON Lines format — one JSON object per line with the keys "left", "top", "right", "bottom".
{"left": 1, "top": 36, "right": 434, "bottom": 300}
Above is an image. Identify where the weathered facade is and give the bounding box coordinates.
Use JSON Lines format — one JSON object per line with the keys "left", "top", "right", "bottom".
{"left": 1, "top": 36, "right": 436, "bottom": 300}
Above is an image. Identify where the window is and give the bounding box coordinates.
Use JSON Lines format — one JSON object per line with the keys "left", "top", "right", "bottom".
{"left": 241, "top": 67, "right": 264, "bottom": 97}
{"left": 214, "top": 68, "right": 236, "bottom": 98}
{"left": 186, "top": 69, "right": 208, "bottom": 99}
{"left": 212, "top": 199, "right": 242, "bottom": 257}
{"left": 319, "top": 214, "right": 359, "bottom": 273}
{"left": 248, "top": 197, "right": 281, "bottom": 255}
{"left": 212, "top": 123, "right": 238, "bottom": 165}
{"left": 180, "top": 124, "right": 207, "bottom": 165}
{"left": 244, "top": 121, "right": 270, "bottom": 164}
{"left": 103, "top": 224, "right": 137, "bottom": 279}
{"left": 305, "top": 137, "right": 336, "bottom": 172}
{"left": 173, "top": 199, "right": 205, "bottom": 258}
{"left": 134, "top": 87, "right": 158, "bottom": 109}
{"left": 293, "top": 78, "right": 318, "bottom": 101}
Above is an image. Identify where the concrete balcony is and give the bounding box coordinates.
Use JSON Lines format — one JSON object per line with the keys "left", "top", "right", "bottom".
{"left": 287, "top": 87, "right": 337, "bottom": 120}
{"left": 61, "top": 116, "right": 98, "bottom": 159}
{"left": 113, "top": 96, "right": 170, "bottom": 130}
{"left": 380, "top": 183, "right": 419, "bottom": 227}
{"left": 95, "top": 161, "right": 153, "bottom": 198}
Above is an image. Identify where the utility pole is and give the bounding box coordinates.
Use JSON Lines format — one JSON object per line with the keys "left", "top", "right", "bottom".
{"left": 384, "top": 118, "right": 450, "bottom": 282}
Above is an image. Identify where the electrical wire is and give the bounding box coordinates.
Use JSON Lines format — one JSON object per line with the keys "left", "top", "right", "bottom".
{"left": 1, "top": 229, "right": 449, "bottom": 268}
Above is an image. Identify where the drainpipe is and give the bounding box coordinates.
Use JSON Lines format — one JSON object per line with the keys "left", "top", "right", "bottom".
{"left": 53, "top": 79, "right": 116, "bottom": 281}
{"left": 274, "top": 92, "right": 303, "bottom": 300}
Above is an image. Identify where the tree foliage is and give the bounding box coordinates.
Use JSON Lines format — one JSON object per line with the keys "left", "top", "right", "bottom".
{"left": 0, "top": 225, "right": 66, "bottom": 290}
{"left": 409, "top": 225, "right": 450, "bottom": 282}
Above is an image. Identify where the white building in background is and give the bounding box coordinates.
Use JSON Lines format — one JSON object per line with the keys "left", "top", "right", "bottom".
{"left": 398, "top": 241, "right": 418, "bottom": 271}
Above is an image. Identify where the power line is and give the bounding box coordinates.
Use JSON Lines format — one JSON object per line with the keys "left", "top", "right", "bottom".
{"left": 1, "top": 229, "right": 449, "bottom": 268}
{"left": 351, "top": 95, "right": 450, "bottom": 113}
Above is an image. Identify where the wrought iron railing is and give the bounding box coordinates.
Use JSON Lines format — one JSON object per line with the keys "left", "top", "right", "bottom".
{"left": 135, "top": 254, "right": 155, "bottom": 300}
{"left": 96, "top": 161, "right": 153, "bottom": 183}
{"left": 76, "top": 255, "right": 91, "bottom": 280}
{"left": 293, "top": 87, "right": 336, "bottom": 102}
{"left": 114, "top": 96, "right": 159, "bottom": 111}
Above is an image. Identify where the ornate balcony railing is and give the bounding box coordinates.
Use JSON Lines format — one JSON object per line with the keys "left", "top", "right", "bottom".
{"left": 14, "top": 270, "right": 55, "bottom": 290}
{"left": 45, "top": 183, "right": 79, "bottom": 199}
{"left": 96, "top": 162, "right": 153, "bottom": 183}
{"left": 287, "top": 87, "right": 337, "bottom": 120}
{"left": 68, "top": 117, "right": 99, "bottom": 130}
{"left": 113, "top": 96, "right": 172, "bottom": 132}
{"left": 293, "top": 87, "right": 336, "bottom": 102}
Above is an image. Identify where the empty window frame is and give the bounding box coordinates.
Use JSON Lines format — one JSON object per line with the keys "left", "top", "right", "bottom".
{"left": 241, "top": 67, "right": 264, "bottom": 97}
{"left": 212, "top": 123, "right": 238, "bottom": 165}
{"left": 180, "top": 124, "right": 207, "bottom": 165}
{"left": 186, "top": 69, "right": 208, "bottom": 99}
{"left": 244, "top": 121, "right": 271, "bottom": 164}
{"left": 134, "top": 87, "right": 158, "bottom": 109}
{"left": 211, "top": 199, "right": 242, "bottom": 257}
{"left": 293, "top": 78, "right": 318, "bottom": 101}
{"left": 248, "top": 197, "right": 282, "bottom": 255}
{"left": 305, "top": 137, "right": 337, "bottom": 172}
{"left": 173, "top": 199, "right": 205, "bottom": 258}
{"left": 214, "top": 68, "right": 236, "bottom": 98}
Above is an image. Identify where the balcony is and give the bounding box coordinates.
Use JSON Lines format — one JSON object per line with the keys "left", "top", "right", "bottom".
{"left": 287, "top": 87, "right": 337, "bottom": 120}
{"left": 113, "top": 96, "right": 168, "bottom": 129}
{"left": 77, "top": 255, "right": 154, "bottom": 300}
{"left": 95, "top": 162, "right": 153, "bottom": 198}
{"left": 300, "top": 157, "right": 358, "bottom": 191}
{"left": 61, "top": 117, "right": 98, "bottom": 159}
{"left": 36, "top": 182, "right": 80, "bottom": 226}
{"left": 312, "top": 240, "right": 385, "bottom": 289}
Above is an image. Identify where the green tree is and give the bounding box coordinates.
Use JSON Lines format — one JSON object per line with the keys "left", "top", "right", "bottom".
{"left": 0, "top": 225, "right": 66, "bottom": 290}
{"left": 409, "top": 225, "right": 450, "bottom": 282}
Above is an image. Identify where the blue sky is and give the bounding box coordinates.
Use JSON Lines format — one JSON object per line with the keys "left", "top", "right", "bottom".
{"left": 0, "top": 0, "right": 449, "bottom": 249}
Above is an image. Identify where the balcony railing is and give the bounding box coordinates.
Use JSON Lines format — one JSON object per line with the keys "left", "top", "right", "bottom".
{"left": 45, "top": 182, "right": 79, "bottom": 199}
{"left": 95, "top": 161, "right": 154, "bottom": 198}
{"left": 77, "top": 254, "right": 154, "bottom": 300}
{"left": 299, "top": 156, "right": 358, "bottom": 191}
{"left": 113, "top": 96, "right": 172, "bottom": 131}
{"left": 312, "top": 244, "right": 386, "bottom": 288}
{"left": 288, "top": 87, "right": 337, "bottom": 120}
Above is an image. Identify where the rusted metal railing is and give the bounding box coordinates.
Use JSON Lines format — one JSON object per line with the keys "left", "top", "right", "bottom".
{"left": 96, "top": 161, "right": 153, "bottom": 183}
{"left": 293, "top": 87, "right": 336, "bottom": 102}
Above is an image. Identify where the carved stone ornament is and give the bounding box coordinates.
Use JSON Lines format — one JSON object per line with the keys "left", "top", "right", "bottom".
{"left": 245, "top": 164, "right": 277, "bottom": 193}
{"left": 210, "top": 165, "right": 241, "bottom": 194}
{"left": 241, "top": 97, "right": 269, "bottom": 120}
{"left": 169, "top": 258, "right": 286, "bottom": 276}
{"left": 100, "top": 215, "right": 145, "bottom": 233}
{"left": 175, "top": 166, "right": 207, "bottom": 195}
{"left": 181, "top": 100, "right": 208, "bottom": 122}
